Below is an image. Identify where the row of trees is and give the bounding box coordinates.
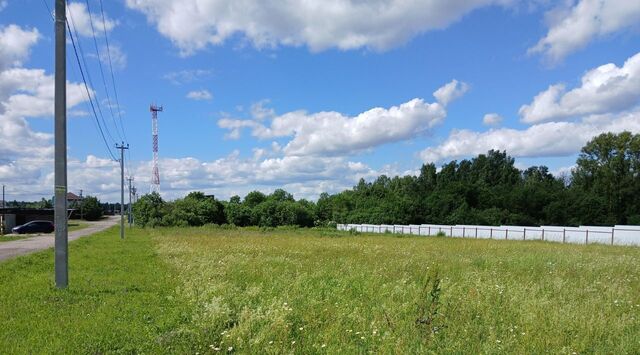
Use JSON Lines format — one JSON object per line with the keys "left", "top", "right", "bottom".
{"left": 132, "top": 132, "right": 640, "bottom": 228}
{"left": 132, "top": 190, "right": 316, "bottom": 228}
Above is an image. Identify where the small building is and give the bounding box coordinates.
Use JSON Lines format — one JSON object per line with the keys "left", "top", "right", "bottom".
{"left": 67, "top": 192, "right": 82, "bottom": 206}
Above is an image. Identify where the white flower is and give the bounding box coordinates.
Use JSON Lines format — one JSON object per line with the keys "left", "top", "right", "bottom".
{"left": 228, "top": 346, "right": 233, "bottom": 351}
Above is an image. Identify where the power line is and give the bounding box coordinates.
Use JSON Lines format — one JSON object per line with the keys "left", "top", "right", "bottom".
{"left": 98, "top": 0, "right": 128, "bottom": 144}
{"left": 66, "top": 18, "right": 117, "bottom": 161}
{"left": 66, "top": 2, "right": 118, "bottom": 145}
{"left": 45, "top": 0, "right": 132, "bottom": 179}
{"left": 42, "top": 0, "right": 116, "bottom": 160}
{"left": 41, "top": 0, "right": 54, "bottom": 20}
{"left": 84, "top": 0, "right": 124, "bottom": 142}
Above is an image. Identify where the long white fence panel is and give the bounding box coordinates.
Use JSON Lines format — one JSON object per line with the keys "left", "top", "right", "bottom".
{"left": 336, "top": 223, "right": 640, "bottom": 246}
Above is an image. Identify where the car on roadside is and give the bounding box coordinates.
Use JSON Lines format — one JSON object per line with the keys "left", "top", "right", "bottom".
{"left": 11, "top": 220, "right": 55, "bottom": 234}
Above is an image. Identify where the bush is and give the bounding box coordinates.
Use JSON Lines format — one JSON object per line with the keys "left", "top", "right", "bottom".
{"left": 225, "top": 201, "right": 252, "bottom": 226}
{"left": 164, "top": 192, "right": 226, "bottom": 227}
{"left": 81, "top": 196, "right": 103, "bottom": 221}
{"left": 132, "top": 192, "right": 165, "bottom": 227}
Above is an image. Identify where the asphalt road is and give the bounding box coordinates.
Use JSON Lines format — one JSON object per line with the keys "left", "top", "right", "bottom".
{"left": 0, "top": 216, "right": 120, "bottom": 262}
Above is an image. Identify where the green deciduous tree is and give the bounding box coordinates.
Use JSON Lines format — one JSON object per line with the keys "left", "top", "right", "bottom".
{"left": 81, "top": 196, "right": 103, "bottom": 221}
{"left": 132, "top": 192, "right": 165, "bottom": 227}
{"left": 572, "top": 131, "right": 640, "bottom": 224}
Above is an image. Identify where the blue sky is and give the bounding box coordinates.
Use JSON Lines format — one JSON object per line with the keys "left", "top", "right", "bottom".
{"left": 0, "top": 0, "right": 639, "bottom": 201}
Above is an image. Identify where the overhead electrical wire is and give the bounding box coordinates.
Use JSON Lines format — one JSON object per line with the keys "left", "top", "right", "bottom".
{"left": 84, "top": 0, "right": 125, "bottom": 143}
{"left": 66, "top": 19, "right": 118, "bottom": 161}
{"left": 96, "top": 0, "right": 133, "bottom": 177}
{"left": 66, "top": 2, "right": 118, "bottom": 146}
{"left": 41, "top": 0, "right": 53, "bottom": 20}
{"left": 41, "top": 0, "right": 116, "bottom": 160}
{"left": 98, "top": 0, "right": 129, "bottom": 145}
{"left": 43, "top": 0, "right": 135, "bottom": 170}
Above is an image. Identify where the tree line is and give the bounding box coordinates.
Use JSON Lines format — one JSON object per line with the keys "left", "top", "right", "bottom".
{"left": 131, "top": 131, "right": 639, "bottom": 228}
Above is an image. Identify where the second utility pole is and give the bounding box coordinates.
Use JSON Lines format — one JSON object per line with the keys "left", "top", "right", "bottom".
{"left": 127, "top": 176, "right": 133, "bottom": 227}
{"left": 116, "top": 142, "right": 129, "bottom": 239}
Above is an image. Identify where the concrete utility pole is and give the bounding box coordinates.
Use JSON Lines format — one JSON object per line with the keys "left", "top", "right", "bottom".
{"left": 1, "top": 184, "right": 5, "bottom": 236}
{"left": 79, "top": 189, "right": 83, "bottom": 220}
{"left": 131, "top": 186, "right": 137, "bottom": 204}
{"left": 54, "top": 0, "right": 68, "bottom": 288}
{"left": 116, "top": 142, "right": 129, "bottom": 239}
{"left": 127, "top": 176, "right": 133, "bottom": 227}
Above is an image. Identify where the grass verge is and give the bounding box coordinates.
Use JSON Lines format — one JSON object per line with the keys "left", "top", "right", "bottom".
{"left": 0, "top": 227, "right": 193, "bottom": 353}
{"left": 0, "top": 226, "right": 639, "bottom": 353}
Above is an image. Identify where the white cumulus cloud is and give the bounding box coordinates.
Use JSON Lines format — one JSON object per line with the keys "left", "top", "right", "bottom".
{"left": 186, "top": 89, "right": 213, "bottom": 101}
{"left": 0, "top": 23, "right": 92, "bottom": 177}
{"left": 420, "top": 109, "right": 640, "bottom": 164}
{"left": 125, "top": 0, "right": 513, "bottom": 54}
{"left": 219, "top": 81, "right": 467, "bottom": 157}
{"left": 530, "top": 0, "right": 640, "bottom": 62}
{"left": 163, "top": 69, "right": 213, "bottom": 84}
{"left": 483, "top": 113, "right": 503, "bottom": 126}
{"left": 1, "top": 150, "right": 387, "bottom": 202}
{"left": 0, "top": 25, "right": 40, "bottom": 70}
{"left": 519, "top": 52, "right": 640, "bottom": 124}
{"left": 100, "top": 43, "right": 127, "bottom": 70}
{"left": 67, "top": 1, "right": 117, "bottom": 38}
{"left": 433, "top": 79, "right": 469, "bottom": 106}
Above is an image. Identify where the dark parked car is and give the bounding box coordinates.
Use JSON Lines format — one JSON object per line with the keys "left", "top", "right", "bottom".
{"left": 11, "top": 220, "right": 55, "bottom": 234}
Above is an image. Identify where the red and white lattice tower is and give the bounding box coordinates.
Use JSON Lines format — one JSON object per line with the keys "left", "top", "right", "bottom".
{"left": 150, "top": 104, "right": 163, "bottom": 193}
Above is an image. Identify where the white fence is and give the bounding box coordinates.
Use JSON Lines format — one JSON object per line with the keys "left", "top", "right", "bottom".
{"left": 336, "top": 223, "right": 640, "bottom": 246}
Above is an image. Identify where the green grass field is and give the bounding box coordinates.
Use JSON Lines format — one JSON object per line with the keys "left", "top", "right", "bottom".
{"left": 0, "top": 226, "right": 638, "bottom": 354}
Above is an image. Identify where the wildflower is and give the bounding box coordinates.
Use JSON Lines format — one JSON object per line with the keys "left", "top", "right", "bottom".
{"left": 321, "top": 344, "right": 326, "bottom": 348}
{"left": 299, "top": 327, "right": 304, "bottom": 331}
{"left": 521, "top": 332, "right": 526, "bottom": 336}
{"left": 291, "top": 341, "right": 296, "bottom": 345}
{"left": 228, "top": 346, "right": 233, "bottom": 351}
{"left": 496, "top": 340, "right": 501, "bottom": 344}
{"left": 360, "top": 336, "right": 365, "bottom": 340}
{"left": 268, "top": 341, "right": 273, "bottom": 345}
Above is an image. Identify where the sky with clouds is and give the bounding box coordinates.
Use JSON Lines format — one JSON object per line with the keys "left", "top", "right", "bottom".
{"left": 0, "top": 0, "right": 639, "bottom": 202}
